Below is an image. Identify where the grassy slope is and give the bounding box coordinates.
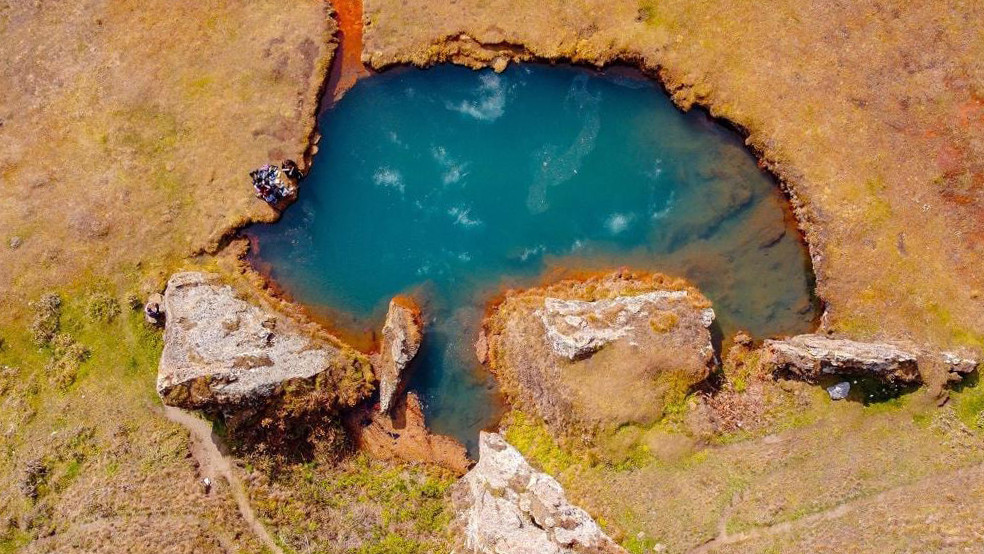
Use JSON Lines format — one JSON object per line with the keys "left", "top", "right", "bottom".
{"left": 0, "top": 2, "right": 458, "bottom": 551}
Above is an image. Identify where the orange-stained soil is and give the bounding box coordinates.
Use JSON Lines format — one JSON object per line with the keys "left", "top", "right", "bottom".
{"left": 323, "top": 0, "right": 371, "bottom": 108}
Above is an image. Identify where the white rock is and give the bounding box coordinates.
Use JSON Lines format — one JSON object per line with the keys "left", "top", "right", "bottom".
{"left": 451, "top": 432, "right": 626, "bottom": 554}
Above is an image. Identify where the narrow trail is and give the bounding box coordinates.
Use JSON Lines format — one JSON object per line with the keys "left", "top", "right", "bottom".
{"left": 689, "top": 460, "right": 984, "bottom": 553}
{"left": 164, "top": 406, "right": 285, "bottom": 554}
{"left": 323, "top": 0, "right": 370, "bottom": 109}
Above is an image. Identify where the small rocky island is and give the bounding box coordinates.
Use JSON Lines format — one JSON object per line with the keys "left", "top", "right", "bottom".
{"left": 479, "top": 270, "right": 717, "bottom": 442}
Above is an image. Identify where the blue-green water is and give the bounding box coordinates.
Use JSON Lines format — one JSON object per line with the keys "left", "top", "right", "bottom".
{"left": 250, "top": 65, "right": 816, "bottom": 450}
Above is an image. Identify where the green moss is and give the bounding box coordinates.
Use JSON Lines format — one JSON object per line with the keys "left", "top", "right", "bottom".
{"left": 636, "top": 0, "right": 673, "bottom": 28}
{"left": 503, "top": 411, "right": 577, "bottom": 475}
{"left": 0, "top": 530, "right": 31, "bottom": 554}
{"left": 952, "top": 372, "right": 984, "bottom": 431}
{"left": 623, "top": 533, "right": 660, "bottom": 554}
{"left": 253, "top": 455, "right": 455, "bottom": 553}
{"left": 355, "top": 533, "right": 440, "bottom": 554}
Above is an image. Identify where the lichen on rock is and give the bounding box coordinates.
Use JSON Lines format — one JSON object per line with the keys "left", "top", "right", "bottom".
{"left": 451, "top": 431, "right": 625, "bottom": 554}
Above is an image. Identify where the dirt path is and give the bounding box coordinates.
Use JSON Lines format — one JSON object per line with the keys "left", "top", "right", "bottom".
{"left": 164, "top": 406, "right": 285, "bottom": 554}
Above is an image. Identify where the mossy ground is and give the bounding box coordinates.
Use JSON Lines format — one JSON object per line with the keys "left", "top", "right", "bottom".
{"left": 505, "top": 381, "right": 984, "bottom": 553}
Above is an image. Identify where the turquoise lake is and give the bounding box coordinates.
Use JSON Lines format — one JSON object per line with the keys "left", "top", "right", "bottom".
{"left": 249, "top": 64, "right": 817, "bottom": 450}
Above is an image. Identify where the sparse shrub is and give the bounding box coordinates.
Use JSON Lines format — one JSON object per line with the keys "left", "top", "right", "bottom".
{"left": 124, "top": 292, "right": 142, "bottom": 311}
{"left": 85, "top": 291, "right": 121, "bottom": 323}
{"left": 19, "top": 457, "right": 47, "bottom": 500}
{"left": 29, "top": 293, "right": 61, "bottom": 346}
{"left": 976, "top": 410, "right": 984, "bottom": 430}
{"left": 0, "top": 365, "right": 18, "bottom": 396}
{"left": 45, "top": 333, "right": 90, "bottom": 389}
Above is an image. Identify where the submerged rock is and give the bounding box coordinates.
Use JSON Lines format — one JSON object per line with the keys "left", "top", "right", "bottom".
{"left": 481, "top": 271, "right": 715, "bottom": 439}
{"left": 156, "top": 272, "right": 372, "bottom": 414}
{"left": 373, "top": 297, "right": 423, "bottom": 414}
{"left": 762, "top": 334, "right": 920, "bottom": 383}
{"left": 451, "top": 432, "right": 625, "bottom": 554}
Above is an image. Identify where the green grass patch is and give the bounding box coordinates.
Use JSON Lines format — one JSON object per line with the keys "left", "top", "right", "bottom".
{"left": 952, "top": 371, "right": 984, "bottom": 431}
{"left": 503, "top": 411, "right": 577, "bottom": 475}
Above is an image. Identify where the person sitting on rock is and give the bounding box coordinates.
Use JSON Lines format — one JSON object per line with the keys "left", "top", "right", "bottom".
{"left": 145, "top": 293, "right": 165, "bottom": 325}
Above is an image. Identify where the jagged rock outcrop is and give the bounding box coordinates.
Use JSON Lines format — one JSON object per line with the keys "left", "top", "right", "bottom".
{"left": 373, "top": 297, "right": 423, "bottom": 414}
{"left": 762, "top": 334, "right": 920, "bottom": 383}
{"left": 156, "top": 272, "right": 373, "bottom": 413}
{"left": 451, "top": 432, "right": 625, "bottom": 554}
{"left": 480, "top": 271, "right": 715, "bottom": 439}
{"left": 345, "top": 391, "right": 471, "bottom": 475}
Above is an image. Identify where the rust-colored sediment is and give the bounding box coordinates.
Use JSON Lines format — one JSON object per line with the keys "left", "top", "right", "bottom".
{"left": 324, "top": 0, "right": 371, "bottom": 107}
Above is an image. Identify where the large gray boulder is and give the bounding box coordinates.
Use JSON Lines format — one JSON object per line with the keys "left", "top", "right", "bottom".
{"left": 156, "top": 272, "right": 372, "bottom": 413}
{"left": 451, "top": 432, "right": 625, "bottom": 554}
{"left": 373, "top": 297, "right": 423, "bottom": 414}
{"left": 762, "top": 334, "right": 920, "bottom": 383}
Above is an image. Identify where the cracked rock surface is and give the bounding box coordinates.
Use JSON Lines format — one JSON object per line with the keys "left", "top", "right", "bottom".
{"left": 157, "top": 271, "right": 371, "bottom": 412}
{"left": 762, "top": 334, "right": 921, "bottom": 383}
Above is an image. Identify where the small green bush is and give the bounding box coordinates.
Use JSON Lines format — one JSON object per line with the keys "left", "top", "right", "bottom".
{"left": 45, "top": 333, "right": 90, "bottom": 389}
{"left": 29, "top": 293, "right": 61, "bottom": 346}
{"left": 85, "top": 291, "right": 121, "bottom": 323}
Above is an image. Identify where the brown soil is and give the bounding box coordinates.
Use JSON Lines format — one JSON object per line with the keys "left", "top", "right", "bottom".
{"left": 323, "top": 0, "right": 372, "bottom": 106}
{"left": 163, "top": 407, "right": 284, "bottom": 554}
